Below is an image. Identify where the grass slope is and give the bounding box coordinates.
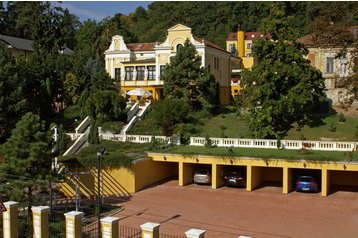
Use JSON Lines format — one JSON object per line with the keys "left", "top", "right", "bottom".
{"left": 198, "top": 113, "right": 358, "bottom": 141}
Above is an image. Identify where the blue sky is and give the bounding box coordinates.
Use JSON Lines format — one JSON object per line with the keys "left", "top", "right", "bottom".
{"left": 57, "top": 1, "right": 152, "bottom": 22}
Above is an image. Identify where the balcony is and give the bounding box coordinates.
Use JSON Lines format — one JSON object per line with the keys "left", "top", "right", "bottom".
{"left": 121, "top": 80, "right": 164, "bottom": 87}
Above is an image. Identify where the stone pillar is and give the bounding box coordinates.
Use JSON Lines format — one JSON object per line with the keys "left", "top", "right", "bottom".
{"left": 32, "top": 206, "right": 50, "bottom": 238}
{"left": 64, "top": 211, "right": 83, "bottom": 238}
{"left": 2, "top": 201, "right": 18, "bottom": 238}
{"left": 140, "top": 222, "right": 160, "bottom": 238}
{"left": 211, "top": 164, "right": 224, "bottom": 189}
{"left": 101, "top": 217, "right": 120, "bottom": 238}
{"left": 283, "top": 167, "right": 292, "bottom": 194}
{"left": 185, "top": 228, "right": 206, "bottom": 238}
{"left": 246, "top": 166, "right": 263, "bottom": 192}
{"left": 321, "top": 169, "right": 330, "bottom": 197}
{"left": 179, "top": 162, "right": 193, "bottom": 186}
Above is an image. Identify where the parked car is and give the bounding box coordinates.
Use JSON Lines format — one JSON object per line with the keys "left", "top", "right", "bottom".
{"left": 193, "top": 170, "right": 211, "bottom": 184}
{"left": 296, "top": 176, "right": 318, "bottom": 192}
{"left": 224, "top": 172, "right": 246, "bottom": 187}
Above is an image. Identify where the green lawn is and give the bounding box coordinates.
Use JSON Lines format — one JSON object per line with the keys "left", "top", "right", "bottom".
{"left": 196, "top": 113, "right": 251, "bottom": 138}
{"left": 198, "top": 113, "right": 358, "bottom": 141}
{"left": 167, "top": 145, "right": 358, "bottom": 162}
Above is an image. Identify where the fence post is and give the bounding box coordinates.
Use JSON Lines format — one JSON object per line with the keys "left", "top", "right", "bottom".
{"left": 64, "top": 211, "right": 83, "bottom": 238}
{"left": 2, "top": 201, "right": 18, "bottom": 238}
{"left": 32, "top": 206, "right": 50, "bottom": 238}
{"left": 185, "top": 228, "right": 206, "bottom": 238}
{"left": 140, "top": 222, "right": 160, "bottom": 238}
{"left": 101, "top": 217, "right": 119, "bottom": 238}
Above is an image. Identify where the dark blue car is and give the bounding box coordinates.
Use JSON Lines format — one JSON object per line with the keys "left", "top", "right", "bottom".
{"left": 296, "top": 176, "right": 318, "bottom": 192}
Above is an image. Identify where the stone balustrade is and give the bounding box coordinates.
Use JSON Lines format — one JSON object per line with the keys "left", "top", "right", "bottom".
{"left": 190, "top": 137, "right": 357, "bottom": 151}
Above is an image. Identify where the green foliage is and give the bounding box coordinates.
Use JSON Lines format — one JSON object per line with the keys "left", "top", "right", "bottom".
{"left": 0, "top": 113, "right": 56, "bottom": 207}
{"left": 88, "top": 122, "right": 99, "bottom": 145}
{"left": 328, "top": 123, "right": 337, "bottom": 132}
{"left": 60, "top": 141, "right": 148, "bottom": 168}
{"left": 143, "top": 98, "right": 191, "bottom": 136}
{"left": 338, "top": 113, "right": 346, "bottom": 122}
{"left": 204, "top": 135, "right": 213, "bottom": 148}
{"left": 84, "top": 90, "right": 127, "bottom": 124}
{"left": 63, "top": 72, "right": 81, "bottom": 105}
{"left": 0, "top": 43, "right": 29, "bottom": 142}
{"left": 100, "top": 121, "right": 124, "bottom": 134}
{"left": 57, "top": 124, "right": 71, "bottom": 155}
{"left": 240, "top": 6, "right": 327, "bottom": 138}
{"left": 163, "top": 39, "right": 218, "bottom": 113}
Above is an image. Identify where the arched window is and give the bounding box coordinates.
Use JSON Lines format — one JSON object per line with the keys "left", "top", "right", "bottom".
{"left": 176, "top": 44, "right": 183, "bottom": 52}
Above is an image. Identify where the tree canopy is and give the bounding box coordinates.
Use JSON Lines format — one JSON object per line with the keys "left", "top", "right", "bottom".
{"left": 240, "top": 3, "right": 327, "bottom": 138}
{"left": 163, "top": 39, "right": 218, "bottom": 113}
{"left": 0, "top": 113, "right": 55, "bottom": 210}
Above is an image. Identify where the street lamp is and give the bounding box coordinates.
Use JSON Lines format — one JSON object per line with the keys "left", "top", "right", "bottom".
{"left": 97, "top": 146, "right": 105, "bottom": 238}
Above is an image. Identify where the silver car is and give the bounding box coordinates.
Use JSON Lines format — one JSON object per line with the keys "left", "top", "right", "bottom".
{"left": 193, "top": 170, "right": 211, "bottom": 184}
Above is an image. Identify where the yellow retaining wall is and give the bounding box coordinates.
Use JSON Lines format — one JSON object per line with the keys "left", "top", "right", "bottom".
{"left": 60, "top": 159, "right": 177, "bottom": 198}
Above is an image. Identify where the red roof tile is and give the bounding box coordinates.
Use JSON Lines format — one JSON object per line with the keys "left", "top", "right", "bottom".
{"left": 226, "top": 32, "right": 263, "bottom": 41}
{"left": 193, "top": 36, "right": 229, "bottom": 54}
{"left": 127, "top": 43, "right": 157, "bottom": 51}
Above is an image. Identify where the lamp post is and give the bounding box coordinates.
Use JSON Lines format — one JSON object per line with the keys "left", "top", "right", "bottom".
{"left": 97, "top": 146, "right": 105, "bottom": 238}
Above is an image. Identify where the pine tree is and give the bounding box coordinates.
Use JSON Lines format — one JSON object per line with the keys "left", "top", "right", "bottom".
{"left": 0, "top": 113, "right": 54, "bottom": 215}
{"left": 162, "top": 39, "right": 218, "bottom": 113}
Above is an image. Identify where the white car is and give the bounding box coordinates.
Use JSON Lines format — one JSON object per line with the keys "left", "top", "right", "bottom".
{"left": 193, "top": 170, "right": 211, "bottom": 184}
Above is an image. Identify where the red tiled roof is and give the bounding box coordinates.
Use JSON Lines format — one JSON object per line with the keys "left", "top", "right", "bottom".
{"left": 127, "top": 43, "right": 157, "bottom": 51}
{"left": 226, "top": 32, "right": 263, "bottom": 41}
{"left": 297, "top": 34, "right": 317, "bottom": 45}
{"left": 193, "top": 36, "right": 229, "bottom": 54}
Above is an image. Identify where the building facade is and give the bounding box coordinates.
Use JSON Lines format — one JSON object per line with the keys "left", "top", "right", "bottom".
{"left": 105, "top": 24, "right": 233, "bottom": 105}
{"left": 298, "top": 27, "right": 357, "bottom": 106}
{"left": 226, "top": 31, "right": 263, "bottom": 97}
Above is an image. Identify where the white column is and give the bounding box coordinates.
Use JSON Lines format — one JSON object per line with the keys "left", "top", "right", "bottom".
{"left": 101, "top": 217, "right": 120, "bottom": 238}
{"left": 140, "top": 222, "right": 160, "bottom": 238}
{"left": 3, "top": 201, "right": 18, "bottom": 238}
{"left": 185, "top": 228, "right": 206, "bottom": 238}
{"left": 64, "top": 211, "right": 83, "bottom": 238}
{"left": 32, "top": 206, "right": 50, "bottom": 238}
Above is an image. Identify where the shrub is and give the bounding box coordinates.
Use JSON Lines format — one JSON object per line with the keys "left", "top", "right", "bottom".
{"left": 101, "top": 121, "right": 123, "bottom": 134}
{"left": 328, "top": 123, "right": 337, "bottom": 132}
{"left": 276, "top": 138, "right": 281, "bottom": 149}
{"left": 220, "top": 125, "right": 227, "bottom": 130}
{"left": 338, "top": 113, "right": 346, "bottom": 122}
{"left": 204, "top": 135, "right": 213, "bottom": 148}
{"left": 299, "top": 134, "right": 306, "bottom": 140}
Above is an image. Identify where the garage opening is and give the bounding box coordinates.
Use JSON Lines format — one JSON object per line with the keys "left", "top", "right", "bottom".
{"left": 250, "top": 166, "right": 283, "bottom": 191}
{"left": 222, "top": 165, "right": 247, "bottom": 188}
{"left": 291, "top": 169, "right": 321, "bottom": 193}
{"left": 329, "top": 170, "right": 358, "bottom": 194}
{"left": 181, "top": 163, "right": 212, "bottom": 186}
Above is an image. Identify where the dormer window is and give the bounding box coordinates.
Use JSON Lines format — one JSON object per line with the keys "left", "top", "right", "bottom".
{"left": 176, "top": 44, "right": 183, "bottom": 52}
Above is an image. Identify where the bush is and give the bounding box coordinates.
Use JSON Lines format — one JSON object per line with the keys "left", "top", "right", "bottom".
{"left": 204, "top": 135, "right": 213, "bottom": 148}
{"left": 220, "top": 125, "right": 227, "bottom": 130}
{"left": 299, "top": 134, "right": 306, "bottom": 140}
{"left": 338, "top": 113, "right": 346, "bottom": 122}
{"left": 328, "top": 123, "right": 337, "bottom": 132}
{"left": 101, "top": 121, "right": 123, "bottom": 134}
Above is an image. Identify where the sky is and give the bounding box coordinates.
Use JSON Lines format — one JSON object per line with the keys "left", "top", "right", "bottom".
{"left": 56, "top": 1, "right": 152, "bottom": 22}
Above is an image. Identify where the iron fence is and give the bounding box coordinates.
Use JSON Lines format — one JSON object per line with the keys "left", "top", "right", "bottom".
{"left": 18, "top": 210, "right": 32, "bottom": 238}
{"left": 160, "top": 233, "right": 186, "bottom": 238}
{"left": 119, "top": 226, "right": 142, "bottom": 238}
{"left": 49, "top": 211, "right": 66, "bottom": 238}
{"left": 82, "top": 219, "right": 99, "bottom": 238}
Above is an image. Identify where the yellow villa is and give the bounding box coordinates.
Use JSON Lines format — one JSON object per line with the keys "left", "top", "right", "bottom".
{"left": 226, "top": 30, "right": 263, "bottom": 97}
{"left": 105, "top": 24, "right": 236, "bottom": 105}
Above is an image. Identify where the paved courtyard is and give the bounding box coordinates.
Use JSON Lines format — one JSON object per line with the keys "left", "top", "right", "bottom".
{"left": 113, "top": 180, "right": 358, "bottom": 238}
